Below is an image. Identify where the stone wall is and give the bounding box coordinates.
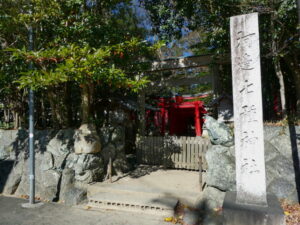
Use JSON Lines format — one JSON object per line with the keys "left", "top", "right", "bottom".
{"left": 0, "top": 125, "right": 128, "bottom": 205}
{"left": 203, "top": 118, "right": 300, "bottom": 209}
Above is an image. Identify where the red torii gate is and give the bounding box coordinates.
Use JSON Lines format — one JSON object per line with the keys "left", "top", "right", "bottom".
{"left": 138, "top": 54, "right": 229, "bottom": 136}
{"left": 156, "top": 96, "right": 207, "bottom": 136}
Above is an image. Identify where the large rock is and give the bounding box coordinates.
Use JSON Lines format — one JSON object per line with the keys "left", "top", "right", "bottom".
{"left": 74, "top": 124, "right": 101, "bottom": 154}
{"left": 2, "top": 159, "right": 24, "bottom": 195}
{"left": 15, "top": 152, "right": 61, "bottom": 201}
{"left": 0, "top": 128, "right": 105, "bottom": 205}
{"left": 38, "top": 169, "right": 61, "bottom": 200}
{"left": 265, "top": 126, "right": 299, "bottom": 158}
{"left": 205, "top": 133, "right": 299, "bottom": 203}
{"left": 46, "top": 129, "right": 74, "bottom": 169}
{"left": 59, "top": 168, "right": 75, "bottom": 203}
{"left": 204, "top": 116, "right": 234, "bottom": 146}
{"left": 205, "top": 145, "right": 235, "bottom": 191}
{"left": 63, "top": 187, "right": 87, "bottom": 206}
{"left": 0, "top": 130, "right": 16, "bottom": 158}
{"left": 66, "top": 153, "right": 104, "bottom": 184}
{"left": 265, "top": 140, "right": 298, "bottom": 202}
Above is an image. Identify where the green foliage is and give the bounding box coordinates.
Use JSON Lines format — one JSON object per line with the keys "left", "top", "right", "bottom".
{"left": 143, "top": 0, "right": 299, "bottom": 118}
{"left": 0, "top": 0, "right": 163, "bottom": 127}
{"left": 11, "top": 38, "right": 161, "bottom": 92}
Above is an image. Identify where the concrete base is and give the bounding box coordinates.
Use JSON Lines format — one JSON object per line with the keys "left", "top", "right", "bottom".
{"left": 21, "top": 202, "right": 44, "bottom": 209}
{"left": 223, "top": 192, "right": 285, "bottom": 225}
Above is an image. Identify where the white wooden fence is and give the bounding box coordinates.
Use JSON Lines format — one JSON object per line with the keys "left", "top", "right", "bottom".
{"left": 136, "top": 136, "right": 210, "bottom": 170}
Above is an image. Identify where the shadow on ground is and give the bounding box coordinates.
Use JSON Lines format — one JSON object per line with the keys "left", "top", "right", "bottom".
{"left": 289, "top": 124, "right": 300, "bottom": 203}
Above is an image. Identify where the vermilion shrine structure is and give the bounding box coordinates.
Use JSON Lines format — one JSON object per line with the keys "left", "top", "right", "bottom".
{"left": 139, "top": 54, "right": 229, "bottom": 137}
{"left": 148, "top": 96, "right": 207, "bottom": 136}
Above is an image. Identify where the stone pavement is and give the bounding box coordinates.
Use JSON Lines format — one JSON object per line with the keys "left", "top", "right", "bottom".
{"left": 87, "top": 168, "right": 202, "bottom": 216}
{"left": 0, "top": 195, "right": 169, "bottom": 225}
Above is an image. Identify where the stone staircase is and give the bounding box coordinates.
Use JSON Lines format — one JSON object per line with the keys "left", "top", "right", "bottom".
{"left": 87, "top": 182, "right": 201, "bottom": 216}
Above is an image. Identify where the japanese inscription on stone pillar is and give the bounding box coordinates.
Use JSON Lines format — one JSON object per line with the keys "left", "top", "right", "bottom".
{"left": 230, "top": 13, "right": 267, "bottom": 206}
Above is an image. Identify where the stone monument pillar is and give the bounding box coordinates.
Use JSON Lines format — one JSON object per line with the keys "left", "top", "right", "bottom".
{"left": 231, "top": 11, "right": 267, "bottom": 206}
{"left": 223, "top": 12, "right": 285, "bottom": 225}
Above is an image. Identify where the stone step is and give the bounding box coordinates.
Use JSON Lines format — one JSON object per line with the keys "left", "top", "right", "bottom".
{"left": 87, "top": 182, "right": 200, "bottom": 205}
{"left": 87, "top": 191, "right": 178, "bottom": 216}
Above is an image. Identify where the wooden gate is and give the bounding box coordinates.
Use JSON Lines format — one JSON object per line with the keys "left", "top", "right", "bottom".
{"left": 136, "top": 136, "right": 210, "bottom": 170}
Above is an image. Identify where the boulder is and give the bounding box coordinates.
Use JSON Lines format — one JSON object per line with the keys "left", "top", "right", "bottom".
{"left": 59, "top": 168, "right": 76, "bottom": 203}
{"left": 0, "top": 128, "right": 105, "bottom": 205}
{"left": 0, "top": 146, "right": 11, "bottom": 160}
{"left": 63, "top": 187, "right": 87, "bottom": 206}
{"left": 38, "top": 169, "right": 61, "bottom": 201}
{"left": 0, "top": 130, "right": 19, "bottom": 160}
{"left": 268, "top": 178, "right": 296, "bottom": 200}
{"left": 47, "top": 129, "right": 75, "bottom": 169}
{"left": 2, "top": 159, "right": 24, "bottom": 195}
{"left": 204, "top": 136, "right": 299, "bottom": 203}
{"left": 205, "top": 145, "right": 235, "bottom": 191}
{"left": 15, "top": 152, "right": 61, "bottom": 201}
{"left": 41, "top": 152, "right": 54, "bottom": 171}
{"left": 204, "top": 116, "right": 234, "bottom": 146}
{"left": 66, "top": 153, "right": 104, "bottom": 184}
{"left": 265, "top": 141, "right": 298, "bottom": 202}
{"left": 74, "top": 124, "right": 101, "bottom": 154}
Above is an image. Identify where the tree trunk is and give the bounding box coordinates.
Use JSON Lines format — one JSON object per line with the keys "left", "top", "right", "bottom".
{"left": 48, "top": 88, "right": 62, "bottom": 128}
{"left": 271, "top": 13, "right": 287, "bottom": 118}
{"left": 274, "top": 59, "right": 286, "bottom": 117}
{"left": 13, "top": 111, "right": 19, "bottom": 129}
{"left": 4, "top": 109, "right": 10, "bottom": 123}
{"left": 81, "top": 83, "right": 94, "bottom": 124}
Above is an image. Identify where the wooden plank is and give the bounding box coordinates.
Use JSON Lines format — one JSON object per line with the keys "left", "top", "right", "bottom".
{"left": 150, "top": 54, "right": 230, "bottom": 72}
{"left": 163, "top": 75, "right": 212, "bottom": 86}
{"left": 191, "top": 138, "right": 195, "bottom": 170}
{"left": 190, "top": 138, "right": 194, "bottom": 170}
{"left": 182, "top": 137, "right": 187, "bottom": 169}
{"left": 203, "top": 139, "right": 209, "bottom": 170}
{"left": 158, "top": 136, "right": 162, "bottom": 165}
{"left": 178, "top": 137, "right": 183, "bottom": 168}
{"left": 199, "top": 141, "right": 203, "bottom": 191}
{"left": 187, "top": 137, "right": 191, "bottom": 169}
{"left": 152, "top": 136, "right": 155, "bottom": 165}
{"left": 142, "top": 137, "right": 146, "bottom": 164}
{"left": 147, "top": 136, "right": 151, "bottom": 164}
{"left": 136, "top": 136, "right": 209, "bottom": 170}
{"left": 136, "top": 139, "right": 140, "bottom": 164}
{"left": 175, "top": 137, "right": 180, "bottom": 168}
{"left": 170, "top": 136, "right": 175, "bottom": 167}
{"left": 150, "top": 137, "right": 157, "bottom": 165}
{"left": 158, "top": 137, "right": 161, "bottom": 165}
{"left": 153, "top": 136, "right": 156, "bottom": 165}
{"left": 138, "top": 137, "right": 142, "bottom": 164}
{"left": 196, "top": 141, "right": 199, "bottom": 170}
